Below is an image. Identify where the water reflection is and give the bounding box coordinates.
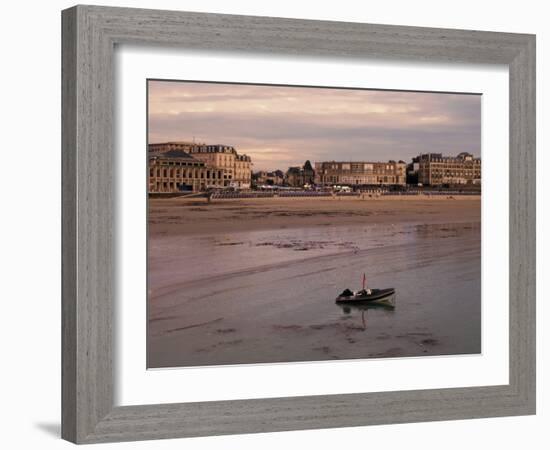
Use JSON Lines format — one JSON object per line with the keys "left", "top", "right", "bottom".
{"left": 336, "top": 295, "right": 396, "bottom": 330}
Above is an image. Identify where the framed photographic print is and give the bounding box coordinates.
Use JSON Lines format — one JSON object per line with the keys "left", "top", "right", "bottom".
{"left": 146, "top": 80, "right": 483, "bottom": 369}
{"left": 62, "top": 5, "right": 536, "bottom": 444}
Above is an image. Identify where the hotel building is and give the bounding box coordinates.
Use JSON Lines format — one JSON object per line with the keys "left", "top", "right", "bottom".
{"left": 148, "top": 142, "right": 253, "bottom": 190}
{"left": 148, "top": 150, "right": 230, "bottom": 193}
{"left": 416, "top": 152, "right": 481, "bottom": 186}
{"left": 188, "top": 144, "right": 252, "bottom": 188}
{"left": 314, "top": 161, "right": 406, "bottom": 186}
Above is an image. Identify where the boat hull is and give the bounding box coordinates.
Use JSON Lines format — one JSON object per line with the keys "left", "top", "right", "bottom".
{"left": 335, "top": 288, "right": 395, "bottom": 304}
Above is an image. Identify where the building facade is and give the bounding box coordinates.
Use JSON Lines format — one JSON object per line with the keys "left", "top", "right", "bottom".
{"left": 253, "top": 170, "right": 285, "bottom": 186}
{"left": 148, "top": 142, "right": 253, "bottom": 190}
{"left": 188, "top": 144, "right": 252, "bottom": 188}
{"left": 406, "top": 157, "right": 420, "bottom": 185}
{"left": 235, "top": 154, "right": 253, "bottom": 187}
{"left": 302, "top": 160, "right": 315, "bottom": 185}
{"left": 416, "top": 152, "right": 481, "bottom": 186}
{"left": 314, "top": 161, "right": 406, "bottom": 186}
{"left": 285, "top": 167, "right": 303, "bottom": 187}
{"left": 148, "top": 150, "right": 230, "bottom": 193}
{"left": 285, "top": 160, "right": 315, "bottom": 187}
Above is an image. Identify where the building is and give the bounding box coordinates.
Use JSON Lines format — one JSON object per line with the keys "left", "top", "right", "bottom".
{"left": 406, "top": 157, "right": 420, "bottom": 185}
{"left": 302, "top": 160, "right": 315, "bottom": 185}
{"left": 314, "top": 160, "right": 406, "bottom": 186}
{"left": 188, "top": 144, "right": 252, "bottom": 188}
{"left": 285, "top": 160, "right": 316, "bottom": 187}
{"left": 253, "top": 170, "right": 285, "bottom": 186}
{"left": 416, "top": 152, "right": 481, "bottom": 186}
{"left": 235, "top": 154, "right": 253, "bottom": 188}
{"left": 148, "top": 141, "right": 203, "bottom": 154}
{"left": 148, "top": 150, "right": 230, "bottom": 193}
{"left": 148, "top": 142, "right": 253, "bottom": 189}
{"left": 285, "top": 167, "right": 302, "bottom": 187}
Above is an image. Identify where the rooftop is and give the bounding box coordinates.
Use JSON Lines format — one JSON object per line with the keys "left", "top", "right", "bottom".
{"left": 148, "top": 141, "right": 203, "bottom": 147}
{"left": 149, "top": 150, "right": 200, "bottom": 160}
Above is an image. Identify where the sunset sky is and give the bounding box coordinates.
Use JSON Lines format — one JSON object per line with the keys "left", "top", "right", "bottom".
{"left": 148, "top": 80, "right": 481, "bottom": 172}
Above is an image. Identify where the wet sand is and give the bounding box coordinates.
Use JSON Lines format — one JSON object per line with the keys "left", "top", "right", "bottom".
{"left": 148, "top": 196, "right": 481, "bottom": 368}
{"left": 148, "top": 196, "right": 481, "bottom": 236}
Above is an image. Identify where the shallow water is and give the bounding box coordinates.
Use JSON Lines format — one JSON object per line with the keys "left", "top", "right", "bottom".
{"left": 148, "top": 222, "right": 481, "bottom": 368}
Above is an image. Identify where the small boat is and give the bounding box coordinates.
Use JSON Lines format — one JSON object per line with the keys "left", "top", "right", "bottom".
{"left": 335, "top": 273, "right": 395, "bottom": 306}
{"left": 335, "top": 288, "right": 395, "bottom": 304}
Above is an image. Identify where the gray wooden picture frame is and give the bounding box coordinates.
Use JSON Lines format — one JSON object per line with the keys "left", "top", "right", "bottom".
{"left": 61, "top": 4, "right": 536, "bottom": 444}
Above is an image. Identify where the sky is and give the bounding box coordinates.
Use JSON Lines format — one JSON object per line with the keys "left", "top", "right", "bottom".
{"left": 148, "top": 80, "right": 481, "bottom": 172}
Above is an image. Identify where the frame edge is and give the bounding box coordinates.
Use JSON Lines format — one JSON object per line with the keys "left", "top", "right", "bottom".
{"left": 508, "top": 34, "right": 536, "bottom": 415}
{"left": 61, "top": 5, "right": 78, "bottom": 444}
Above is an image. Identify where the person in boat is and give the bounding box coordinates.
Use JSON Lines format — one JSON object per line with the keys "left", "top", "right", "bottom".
{"left": 339, "top": 288, "right": 354, "bottom": 297}
{"left": 356, "top": 288, "right": 372, "bottom": 296}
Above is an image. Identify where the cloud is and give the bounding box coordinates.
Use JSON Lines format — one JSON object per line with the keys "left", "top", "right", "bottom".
{"left": 148, "top": 80, "right": 481, "bottom": 171}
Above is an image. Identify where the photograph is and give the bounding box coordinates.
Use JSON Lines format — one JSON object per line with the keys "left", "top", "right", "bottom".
{"left": 146, "top": 80, "right": 482, "bottom": 368}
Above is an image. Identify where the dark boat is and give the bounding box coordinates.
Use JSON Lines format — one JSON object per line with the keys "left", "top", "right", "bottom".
{"left": 335, "top": 288, "right": 396, "bottom": 305}
{"left": 335, "top": 273, "right": 395, "bottom": 306}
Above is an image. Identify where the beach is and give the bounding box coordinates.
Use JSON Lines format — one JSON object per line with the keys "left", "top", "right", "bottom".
{"left": 148, "top": 195, "right": 481, "bottom": 235}
{"left": 147, "top": 196, "right": 481, "bottom": 368}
